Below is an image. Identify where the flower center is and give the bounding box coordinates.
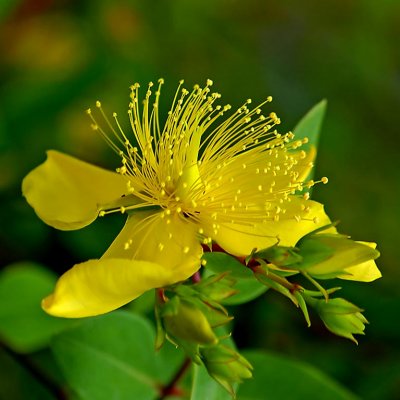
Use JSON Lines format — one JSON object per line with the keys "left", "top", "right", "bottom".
{"left": 87, "top": 79, "right": 328, "bottom": 234}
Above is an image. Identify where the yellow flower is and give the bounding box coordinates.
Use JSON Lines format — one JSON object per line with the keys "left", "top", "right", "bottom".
{"left": 23, "top": 79, "right": 333, "bottom": 318}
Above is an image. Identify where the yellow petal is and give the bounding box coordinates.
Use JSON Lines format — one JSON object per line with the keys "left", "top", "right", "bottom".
{"left": 103, "top": 210, "right": 203, "bottom": 271}
{"left": 22, "top": 151, "right": 128, "bottom": 230}
{"left": 339, "top": 242, "right": 382, "bottom": 282}
{"left": 43, "top": 211, "right": 203, "bottom": 318}
{"left": 296, "top": 145, "right": 316, "bottom": 181}
{"left": 204, "top": 199, "right": 331, "bottom": 256}
{"left": 42, "top": 258, "right": 194, "bottom": 318}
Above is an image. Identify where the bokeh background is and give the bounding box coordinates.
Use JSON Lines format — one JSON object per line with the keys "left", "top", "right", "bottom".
{"left": 0, "top": 0, "right": 399, "bottom": 399}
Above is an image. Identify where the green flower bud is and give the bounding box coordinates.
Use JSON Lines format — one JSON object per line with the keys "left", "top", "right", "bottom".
{"left": 201, "top": 344, "right": 253, "bottom": 395}
{"left": 308, "top": 297, "right": 368, "bottom": 343}
{"left": 297, "top": 234, "right": 379, "bottom": 279}
{"left": 163, "top": 299, "right": 218, "bottom": 345}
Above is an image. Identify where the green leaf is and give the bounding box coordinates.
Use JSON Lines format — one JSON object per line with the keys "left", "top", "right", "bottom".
{"left": 0, "top": 0, "right": 20, "bottom": 21}
{"left": 0, "top": 262, "right": 73, "bottom": 353}
{"left": 0, "top": 347, "right": 56, "bottom": 400}
{"left": 293, "top": 99, "right": 327, "bottom": 187}
{"left": 237, "top": 351, "right": 358, "bottom": 400}
{"left": 191, "top": 363, "right": 233, "bottom": 400}
{"left": 293, "top": 99, "right": 327, "bottom": 152}
{"left": 51, "top": 311, "right": 185, "bottom": 400}
{"left": 203, "top": 253, "right": 268, "bottom": 305}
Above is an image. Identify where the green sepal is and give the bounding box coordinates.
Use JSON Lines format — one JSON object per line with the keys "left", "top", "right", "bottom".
{"left": 304, "top": 296, "right": 368, "bottom": 344}
{"left": 297, "top": 222, "right": 340, "bottom": 242}
{"left": 294, "top": 291, "right": 311, "bottom": 327}
{"left": 200, "top": 344, "right": 253, "bottom": 396}
{"left": 159, "top": 294, "right": 181, "bottom": 317}
{"left": 253, "top": 264, "right": 298, "bottom": 306}
{"left": 296, "top": 238, "right": 334, "bottom": 270}
{"left": 254, "top": 245, "right": 303, "bottom": 268}
{"left": 194, "top": 273, "right": 238, "bottom": 302}
{"left": 181, "top": 293, "right": 233, "bottom": 329}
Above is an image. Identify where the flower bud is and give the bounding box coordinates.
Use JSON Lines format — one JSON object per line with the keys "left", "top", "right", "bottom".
{"left": 162, "top": 299, "right": 218, "bottom": 345}
{"left": 297, "top": 234, "right": 380, "bottom": 280}
{"left": 308, "top": 297, "right": 368, "bottom": 343}
{"left": 201, "top": 344, "right": 253, "bottom": 395}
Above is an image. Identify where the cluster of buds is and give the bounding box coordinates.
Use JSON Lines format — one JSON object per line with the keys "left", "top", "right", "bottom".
{"left": 223, "top": 225, "right": 380, "bottom": 342}
{"left": 155, "top": 273, "right": 253, "bottom": 392}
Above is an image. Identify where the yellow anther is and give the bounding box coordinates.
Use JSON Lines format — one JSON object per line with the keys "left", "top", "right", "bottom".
{"left": 183, "top": 246, "right": 190, "bottom": 254}
{"left": 158, "top": 243, "right": 164, "bottom": 251}
{"left": 201, "top": 259, "right": 207, "bottom": 266}
{"left": 96, "top": 101, "right": 101, "bottom": 108}
{"left": 321, "top": 177, "right": 329, "bottom": 184}
{"left": 99, "top": 211, "right": 105, "bottom": 217}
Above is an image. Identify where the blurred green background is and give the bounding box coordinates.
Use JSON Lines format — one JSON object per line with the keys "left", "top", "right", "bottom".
{"left": 0, "top": 0, "right": 399, "bottom": 399}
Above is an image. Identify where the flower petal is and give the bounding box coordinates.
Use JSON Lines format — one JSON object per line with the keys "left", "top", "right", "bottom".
{"left": 42, "top": 258, "right": 194, "bottom": 318}
{"left": 204, "top": 199, "right": 331, "bottom": 256}
{"left": 339, "top": 242, "right": 382, "bottom": 282}
{"left": 22, "top": 151, "right": 128, "bottom": 230}
{"left": 103, "top": 210, "right": 203, "bottom": 271}
{"left": 43, "top": 211, "right": 203, "bottom": 318}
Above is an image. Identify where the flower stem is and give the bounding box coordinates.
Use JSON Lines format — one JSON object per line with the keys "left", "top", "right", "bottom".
{"left": 158, "top": 357, "right": 191, "bottom": 399}
{"left": 191, "top": 271, "right": 201, "bottom": 283}
{"left": 250, "top": 264, "right": 297, "bottom": 291}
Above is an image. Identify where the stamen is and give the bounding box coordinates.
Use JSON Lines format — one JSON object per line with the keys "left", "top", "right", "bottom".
{"left": 86, "top": 79, "right": 325, "bottom": 236}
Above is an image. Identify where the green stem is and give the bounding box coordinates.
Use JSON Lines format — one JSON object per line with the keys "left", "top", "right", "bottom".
{"left": 158, "top": 358, "right": 191, "bottom": 399}
{"left": 301, "top": 272, "right": 329, "bottom": 301}
{"left": 252, "top": 264, "right": 297, "bottom": 291}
